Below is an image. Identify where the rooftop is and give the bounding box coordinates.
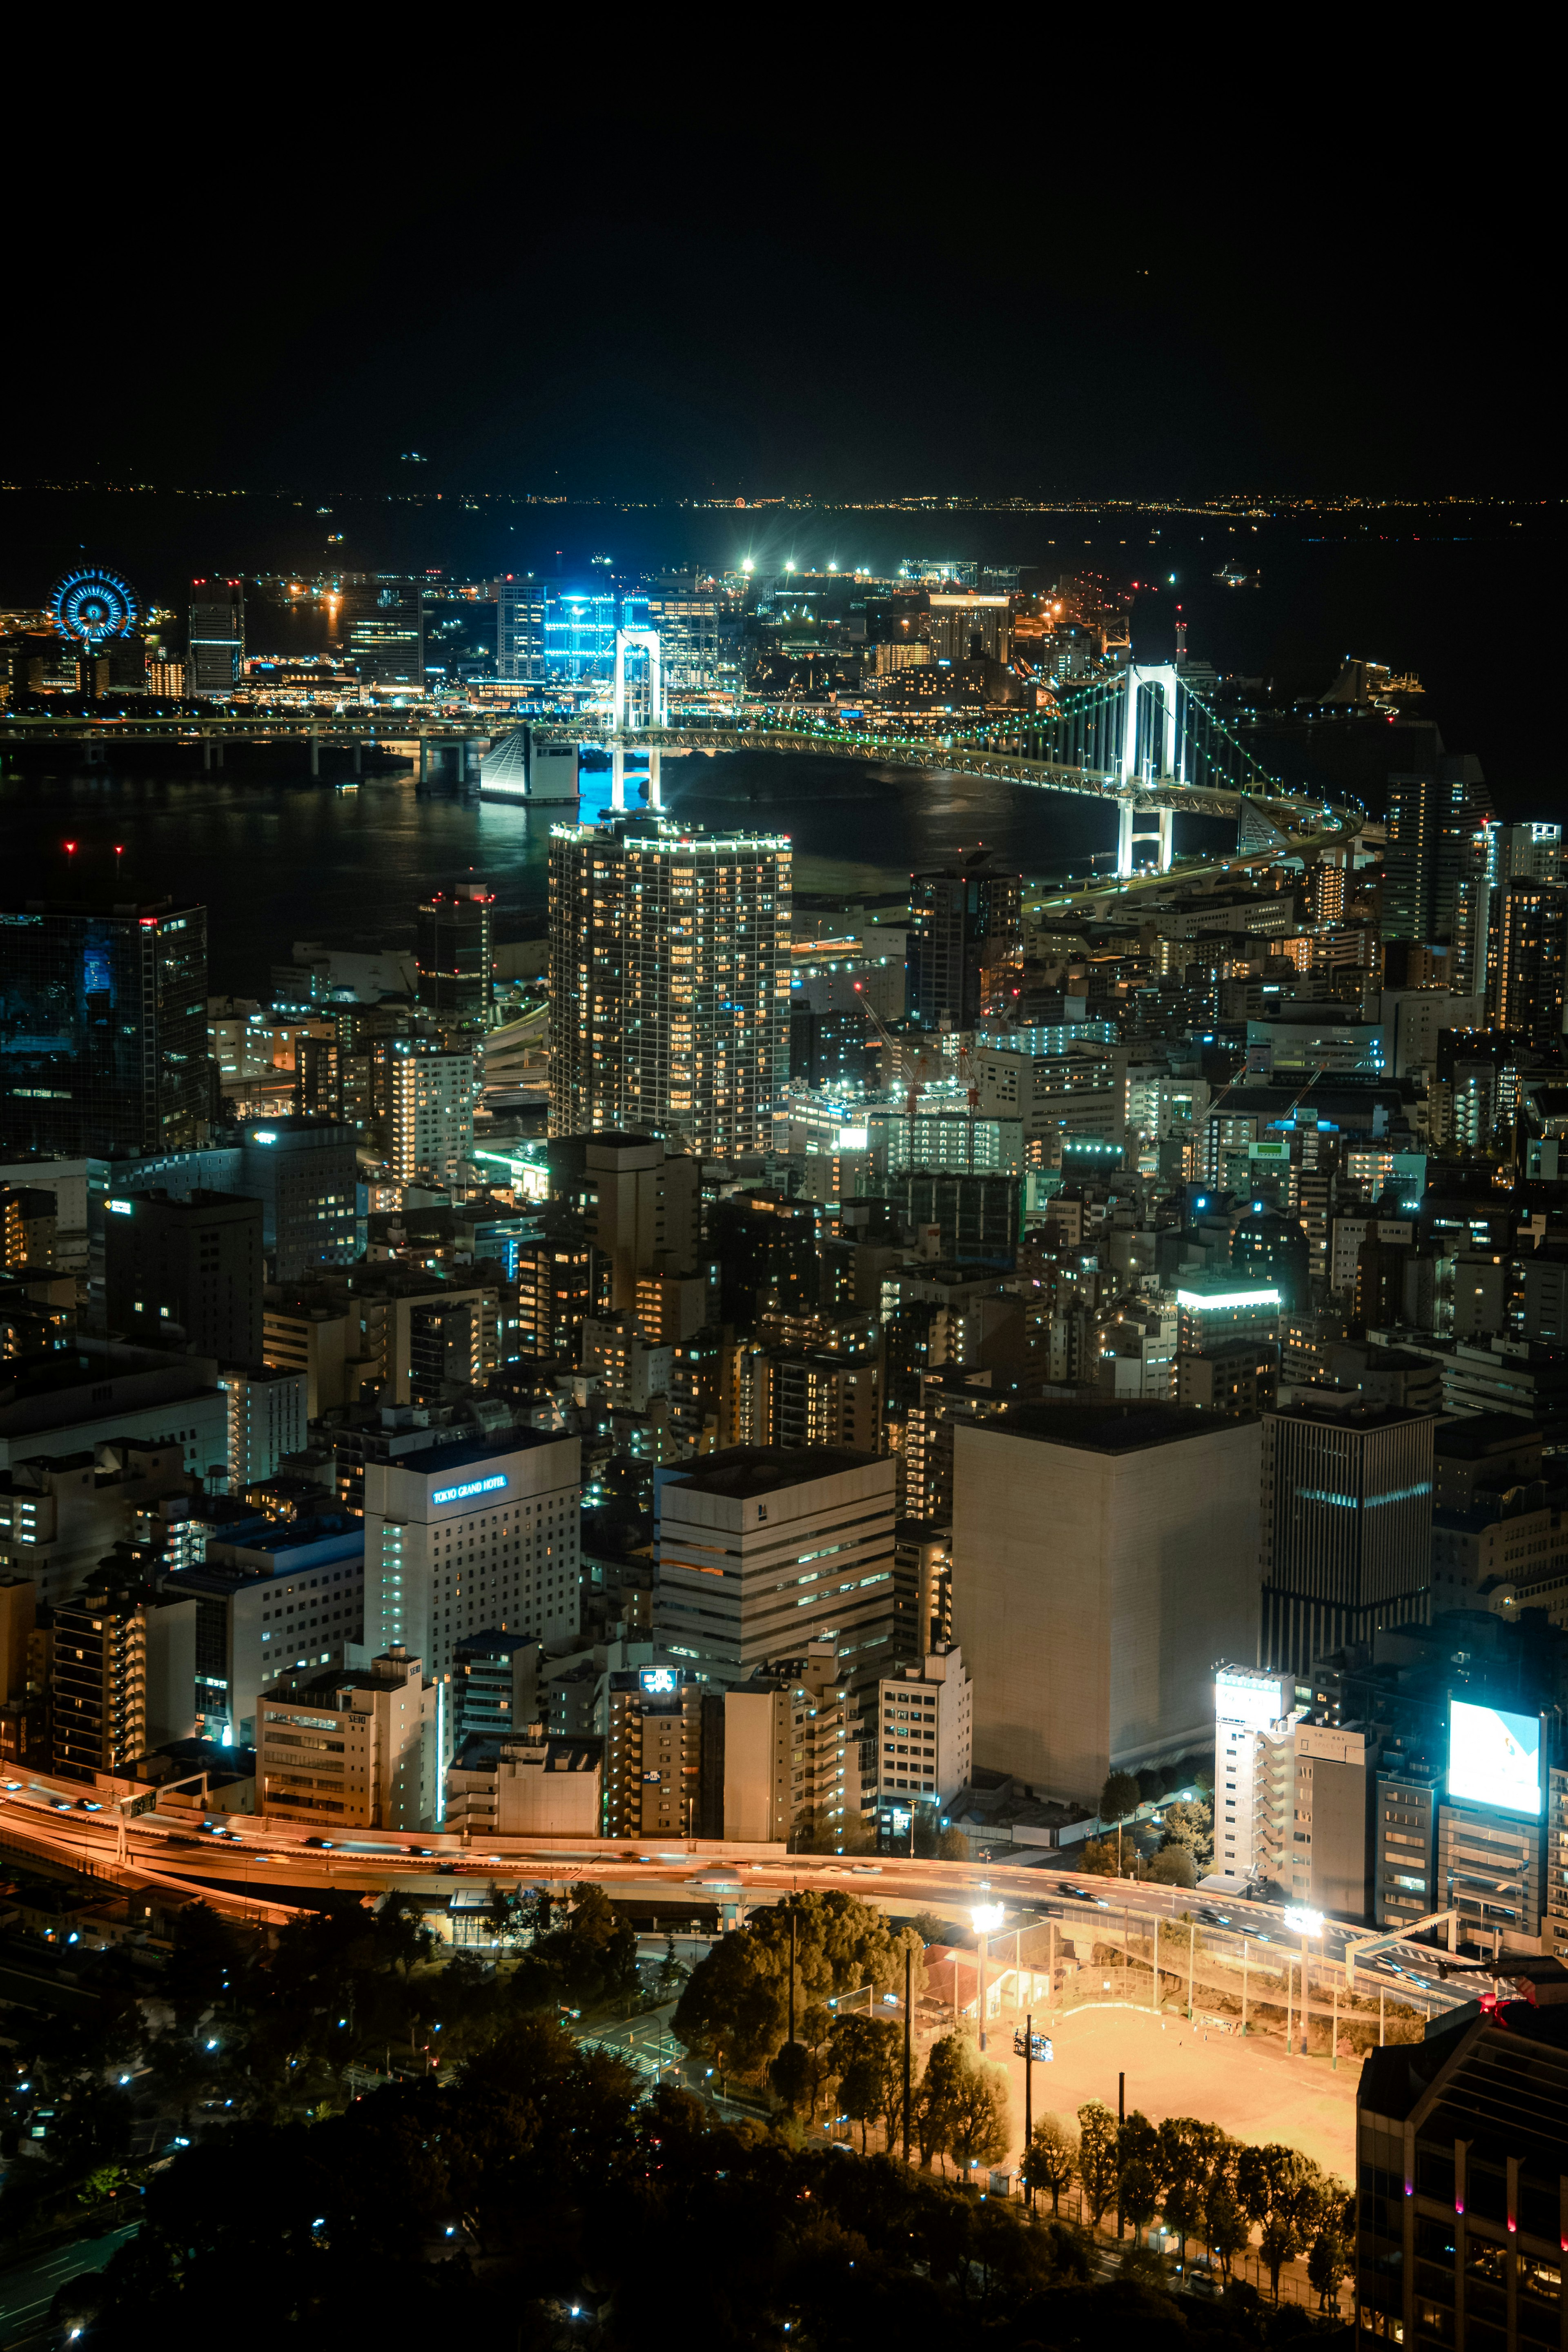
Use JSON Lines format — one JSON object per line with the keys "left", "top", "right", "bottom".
{"left": 661, "top": 1444, "right": 882, "bottom": 1500}
{"left": 982, "top": 1400, "right": 1255, "bottom": 1454}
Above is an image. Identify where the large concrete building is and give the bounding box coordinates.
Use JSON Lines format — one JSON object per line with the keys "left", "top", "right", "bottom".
{"left": 952, "top": 1401, "right": 1262, "bottom": 1804}
{"left": 654, "top": 1446, "right": 900, "bottom": 1694}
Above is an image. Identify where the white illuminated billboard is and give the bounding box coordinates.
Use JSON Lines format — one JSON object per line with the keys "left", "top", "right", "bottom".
{"left": 1448, "top": 1699, "right": 1542, "bottom": 1817}
{"left": 1214, "top": 1668, "right": 1291, "bottom": 1732}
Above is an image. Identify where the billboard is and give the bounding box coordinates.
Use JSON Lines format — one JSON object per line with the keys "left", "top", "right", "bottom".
{"left": 1448, "top": 1699, "right": 1543, "bottom": 1817}
{"left": 1215, "top": 1666, "right": 1292, "bottom": 1732}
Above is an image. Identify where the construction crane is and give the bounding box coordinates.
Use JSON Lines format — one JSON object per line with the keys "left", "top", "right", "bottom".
{"left": 854, "top": 983, "right": 942, "bottom": 1163}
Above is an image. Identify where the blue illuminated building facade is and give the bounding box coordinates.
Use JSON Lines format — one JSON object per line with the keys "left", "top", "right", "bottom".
{"left": 0, "top": 899, "right": 212, "bottom": 1156}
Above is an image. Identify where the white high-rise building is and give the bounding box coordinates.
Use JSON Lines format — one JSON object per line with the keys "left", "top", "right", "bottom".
{"left": 388, "top": 1048, "right": 474, "bottom": 1184}
{"left": 1213, "top": 1664, "right": 1296, "bottom": 1886}
{"left": 218, "top": 1365, "right": 308, "bottom": 1492}
{"left": 869, "top": 1642, "right": 973, "bottom": 1823}
{"left": 548, "top": 816, "right": 791, "bottom": 1155}
{"left": 361, "top": 1433, "right": 581, "bottom": 1702}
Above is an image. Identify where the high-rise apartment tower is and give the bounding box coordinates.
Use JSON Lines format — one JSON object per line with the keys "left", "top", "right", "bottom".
{"left": 548, "top": 817, "right": 790, "bottom": 1155}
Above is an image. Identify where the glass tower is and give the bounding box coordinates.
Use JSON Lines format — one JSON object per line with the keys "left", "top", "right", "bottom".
{"left": 0, "top": 900, "right": 213, "bottom": 1155}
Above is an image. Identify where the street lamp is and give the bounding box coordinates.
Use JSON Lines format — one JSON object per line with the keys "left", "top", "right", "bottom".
{"left": 971, "top": 1904, "right": 1005, "bottom": 2051}
{"left": 1284, "top": 1907, "right": 1323, "bottom": 2060}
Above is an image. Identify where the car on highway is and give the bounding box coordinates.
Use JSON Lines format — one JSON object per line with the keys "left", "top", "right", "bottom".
{"left": 303, "top": 1837, "right": 335, "bottom": 1850}
{"left": 849, "top": 1864, "right": 882, "bottom": 1875}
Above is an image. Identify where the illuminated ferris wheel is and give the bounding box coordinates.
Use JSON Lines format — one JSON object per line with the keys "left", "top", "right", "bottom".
{"left": 48, "top": 567, "right": 140, "bottom": 646}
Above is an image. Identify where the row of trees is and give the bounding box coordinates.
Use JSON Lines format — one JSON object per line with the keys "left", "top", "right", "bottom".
{"left": 1020, "top": 2101, "right": 1352, "bottom": 2306}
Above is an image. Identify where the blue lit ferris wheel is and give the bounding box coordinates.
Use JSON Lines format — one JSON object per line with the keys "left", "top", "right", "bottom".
{"left": 48, "top": 567, "right": 140, "bottom": 647}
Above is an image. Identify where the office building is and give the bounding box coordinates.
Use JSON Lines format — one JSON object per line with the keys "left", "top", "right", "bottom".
{"left": 1356, "top": 1999, "right": 1568, "bottom": 2350}
{"left": 361, "top": 1432, "right": 581, "bottom": 1688}
{"left": 0, "top": 1439, "right": 189, "bottom": 1607}
{"left": 1260, "top": 1398, "right": 1435, "bottom": 1676}
{"left": 543, "top": 588, "right": 615, "bottom": 680}
{"left": 187, "top": 579, "right": 244, "bottom": 694}
{"left": 552, "top": 1132, "right": 706, "bottom": 1316}
{"left": 246, "top": 1119, "right": 358, "bottom": 1280}
{"left": 256, "top": 1646, "right": 437, "bottom": 1828}
{"left": 721, "top": 1639, "right": 864, "bottom": 1845}
{"left": 711, "top": 1191, "right": 820, "bottom": 1326}
{"left": 1488, "top": 876, "right": 1566, "bottom": 1052}
{"left": 908, "top": 851, "right": 1022, "bottom": 1029}
{"left": 0, "top": 1159, "right": 107, "bottom": 1281}
{"left": 548, "top": 817, "right": 791, "bottom": 1156}
{"left": 416, "top": 883, "right": 495, "bottom": 1022}
{"left": 342, "top": 580, "right": 425, "bottom": 686}
{"left": 445, "top": 1729, "right": 602, "bottom": 1837}
{"left": 104, "top": 1189, "right": 263, "bottom": 1362}
{"left": 1373, "top": 1745, "right": 1442, "bottom": 1932}
{"left": 655, "top": 1446, "right": 900, "bottom": 1692}
{"left": 868, "top": 1642, "right": 972, "bottom": 1826}
{"left": 1384, "top": 749, "right": 1492, "bottom": 945}
{"left": 953, "top": 1401, "right": 1261, "bottom": 1802}
{"left": 876, "top": 1169, "right": 1021, "bottom": 1264}
{"left": 495, "top": 575, "right": 547, "bottom": 682}
{"left": 216, "top": 1364, "right": 309, "bottom": 1495}
{"left": 165, "top": 1511, "right": 365, "bottom": 1742}
{"left": 452, "top": 1627, "right": 533, "bottom": 1744}
{"left": 603, "top": 1664, "right": 712, "bottom": 1838}
{"left": 0, "top": 898, "right": 212, "bottom": 1157}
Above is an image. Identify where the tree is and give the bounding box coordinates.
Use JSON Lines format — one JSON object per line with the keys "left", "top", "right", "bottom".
{"left": 1307, "top": 2227, "right": 1350, "bottom": 2311}
{"left": 1158, "top": 1798, "right": 1214, "bottom": 1872}
{"left": 1076, "top": 2100, "right": 1120, "bottom": 2227}
{"left": 947, "top": 2059, "right": 1010, "bottom": 2176}
{"left": 1259, "top": 2213, "right": 1296, "bottom": 2301}
{"left": 768, "top": 2039, "right": 813, "bottom": 2115}
{"left": 1206, "top": 2172, "right": 1251, "bottom": 2283}
{"left": 371, "top": 1892, "right": 435, "bottom": 1978}
{"left": 829, "top": 2014, "right": 898, "bottom": 2152}
{"left": 1100, "top": 1770, "right": 1140, "bottom": 1822}
{"left": 1119, "top": 2158, "right": 1160, "bottom": 2242}
{"left": 1142, "top": 1845, "right": 1197, "bottom": 1888}
{"left": 1078, "top": 1837, "right": 1122, "bottom": 1878}
{"left": 916, "top": 2033, "right": 971, "bottom": 2174}
{"left": 1158, "top": 2117, "right": 1228, "bottom": 2267}
{"left": 655, "top": 1932, "right": 686, "bottom": 1998}
{"left": 165, "top": 1902, "right": 240, "bottom": 2023}
{"left": 1021, "top": 2114, "right": 1077, "bottom": 2215}
{"left": 936, "top": 1826, "right": 971, "bottom": 1861}
{"left": 673, "top": 1892, "right": 922, "bottom": 2084}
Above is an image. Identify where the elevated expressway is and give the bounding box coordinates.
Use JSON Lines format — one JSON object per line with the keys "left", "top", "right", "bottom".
{"left": 0, "top": 1774, "right": 1461, "bottom": 2022}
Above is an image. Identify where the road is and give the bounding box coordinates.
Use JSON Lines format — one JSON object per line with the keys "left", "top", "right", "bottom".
{"left": 0, "top": 2223, "right": 136, "bottom": 2345}
{"left": 0, "top": 1775, "right": 1466, "bottom": 2019}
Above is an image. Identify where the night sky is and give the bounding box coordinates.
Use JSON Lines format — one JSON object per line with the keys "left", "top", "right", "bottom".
{"left": 8, "top": 57, "right": 1552, "bottom": 505}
